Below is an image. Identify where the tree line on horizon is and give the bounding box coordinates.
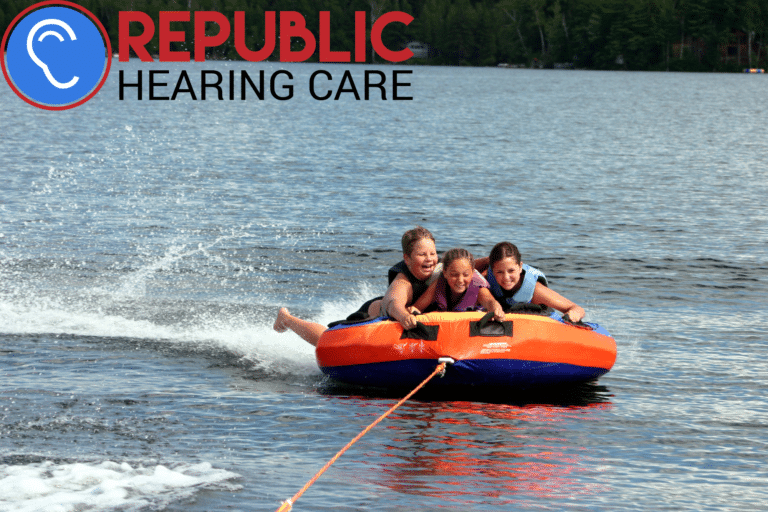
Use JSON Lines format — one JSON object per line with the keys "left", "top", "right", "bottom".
{"left": 2, "top": 0, "right": 766, "bottom": 71}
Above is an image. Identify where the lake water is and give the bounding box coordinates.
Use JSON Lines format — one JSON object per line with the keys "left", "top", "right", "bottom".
{"left": 1, "top": 61, "right": 767, "bottom": 511}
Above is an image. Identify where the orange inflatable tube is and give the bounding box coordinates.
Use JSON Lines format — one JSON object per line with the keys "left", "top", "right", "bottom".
{"left": 316, "top": 311, "right": 616, "bottom": 389}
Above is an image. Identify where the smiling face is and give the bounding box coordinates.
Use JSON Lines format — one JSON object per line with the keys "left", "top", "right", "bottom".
{"left": 491, "top": 256, "right": 523, "bottom": 292}
{"left": 444, "top": 257, "right": 474, "bottom": 296}
{"left": 403, "top": 238, "right": 438, "bottom": 281}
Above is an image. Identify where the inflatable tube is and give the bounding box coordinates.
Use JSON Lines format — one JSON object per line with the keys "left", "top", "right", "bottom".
{"left": 316, "top": 311, "right": 616, "bottom": 389}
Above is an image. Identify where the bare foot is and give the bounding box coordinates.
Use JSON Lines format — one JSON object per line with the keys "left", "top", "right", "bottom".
{"left": 273, "top": 307, "right": 290, "bottom": 333}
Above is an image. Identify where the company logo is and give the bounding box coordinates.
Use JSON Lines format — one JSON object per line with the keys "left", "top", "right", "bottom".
{"left": 1, "top": 0, "right": 112, "bottom": 110}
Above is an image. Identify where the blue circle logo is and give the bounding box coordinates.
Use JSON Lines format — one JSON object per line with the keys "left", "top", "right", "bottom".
{"left": 1, "top": 1, "right": 112, "bottom": 110}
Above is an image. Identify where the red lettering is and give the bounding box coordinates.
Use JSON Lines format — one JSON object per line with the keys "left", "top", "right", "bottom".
{"left": 279, "top": 11, "right": 315, "bottom": 63}
{"left": 117, "top": 10, "right": 413, "bottom": 63}
{"left": 318, "top": 11, "right": 349, "bottom": 62}
{"left": 234, "top": 11, "right": 275, "bottom": 62}
{"left": 159, "top": 11, "right": 190, "bottom": 62}
{"left": 355, "top": 11, "right": 366, "bottom": 63}
{"left": 194, "top": 12, "right": 231, "bottom": 62}
{"left": 371, "top": 11, "right": 413, "bottom": 62}
{"left": 119, "top": 11, "right": 154, "bottom": 62}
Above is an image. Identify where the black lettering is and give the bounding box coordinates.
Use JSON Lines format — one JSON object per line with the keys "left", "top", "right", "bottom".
{"left": 334, "top": 70, "right": 360, "bottom": 100}
{"left": 149, "top": 70, "right": 170, "bottom": 100}
{"left": 271, "top": 70, "right": 293, "bottom": 100}
{"left": 171, "top": 70, "right": 197, "bottom": 100}
{"left": 365, "top": 70, "right": 386, "bottom": 100}
{"left": 242, "top": 70, "right": 265, "bottom": 100}
{"left": 393, "top": 70, "right": 413, "bottom": 101}
{"left": 201, "top": 71, "right": 223, "bottom": 100}
{"left": 309, "top": 70, "right": 332, "bottom": 100}
{"left": 119, "top": 70, "right": 142, "bottom": 100}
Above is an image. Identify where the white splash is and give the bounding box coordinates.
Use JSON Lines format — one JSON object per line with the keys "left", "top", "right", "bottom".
{"left": 0, "top": 280, "right": 379, "bottom": 379}
{"left": 0, "top": 461, "right": 241, "bottom": 512}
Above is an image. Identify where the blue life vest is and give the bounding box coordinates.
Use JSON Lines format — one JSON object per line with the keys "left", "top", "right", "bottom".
{"left": 486, "top": 263, "right": 548, "bottom": 309}
{"left": 433, "top": 271, "right": 488, "bottom": 312}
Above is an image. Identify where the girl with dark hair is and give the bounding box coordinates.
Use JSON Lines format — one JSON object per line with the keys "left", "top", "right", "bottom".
{"left": 485, "top": 241, "right": 585, "bottom": 322}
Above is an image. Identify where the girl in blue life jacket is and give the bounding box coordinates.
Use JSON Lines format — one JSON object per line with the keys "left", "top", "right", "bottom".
{"left": 409, "top": 248, "right": 505, "bottom": 320}
{"left": 483, "top": 241, "right": 585, "bottom": 322}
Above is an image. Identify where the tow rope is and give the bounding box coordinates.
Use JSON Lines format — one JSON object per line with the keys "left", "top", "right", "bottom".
{"left": 275, "top": 358, "right": 453, "bottom": 512}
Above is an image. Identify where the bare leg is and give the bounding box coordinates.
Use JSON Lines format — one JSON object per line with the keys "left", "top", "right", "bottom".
{"left": 273, "top": 307, "right": 326, "bottom": 347}
{"left": 367, "top": 299, "right": 382, "bottom": 318}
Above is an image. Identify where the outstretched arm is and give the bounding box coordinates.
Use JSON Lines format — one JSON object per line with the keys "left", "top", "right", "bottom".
{"left": 531, "top": 282, "right": 585, "bottom": 322}
{"left": 478, "top": 288, "right": 505, "bottom": 321}
{"left": 380, "top": 274, "right": 418, "bottom": 330}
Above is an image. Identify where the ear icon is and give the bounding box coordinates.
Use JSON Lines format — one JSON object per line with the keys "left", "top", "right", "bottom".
{"left": 26, "top": 18, "right": 79, "bottom": 89}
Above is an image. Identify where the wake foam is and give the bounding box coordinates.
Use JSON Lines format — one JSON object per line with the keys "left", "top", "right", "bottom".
{"left": 0, "top": 284, "right": 380, "bottom": 380}
{"left": 0, "top": 460, "right": 241, "bottom": 512}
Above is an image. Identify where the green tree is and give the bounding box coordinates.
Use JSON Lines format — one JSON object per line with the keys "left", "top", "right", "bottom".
{"left": 498, "top": 0, "right": 532, "bottom": 62}
{"left": 740, "top": 0, "right": 766, "bottom": 67}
